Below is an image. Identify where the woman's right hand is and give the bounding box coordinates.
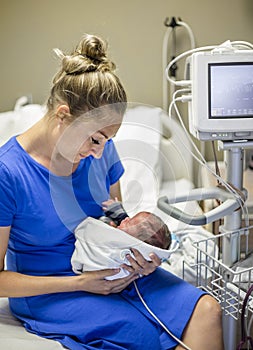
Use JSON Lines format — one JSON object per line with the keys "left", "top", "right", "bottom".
{"left": 75, "top": 269, "right": 139, "bottom": 295}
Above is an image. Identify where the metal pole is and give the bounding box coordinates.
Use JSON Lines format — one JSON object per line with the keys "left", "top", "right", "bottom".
{"left": 218, "top": 142, "right": 245, "bottom": 350}
{"left": 222, "top": 146, "right": 244, "bottom": 266}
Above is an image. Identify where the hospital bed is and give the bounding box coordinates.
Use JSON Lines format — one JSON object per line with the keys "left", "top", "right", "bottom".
{"left": 0, "top": 100, "right": 215, "bottom": 349}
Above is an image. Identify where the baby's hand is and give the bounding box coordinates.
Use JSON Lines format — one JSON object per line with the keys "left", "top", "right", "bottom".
{"left": 102, "top": 197, "right": 118, "bottom": 211}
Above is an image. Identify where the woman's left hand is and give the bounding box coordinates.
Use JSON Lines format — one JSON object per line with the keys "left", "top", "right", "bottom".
{"left": 120, "top": 248, "right": 161, "bottom": 277}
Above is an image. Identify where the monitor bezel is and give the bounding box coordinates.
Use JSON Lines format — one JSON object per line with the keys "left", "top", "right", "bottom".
{"left": 189, "top": 51, "right": 253, "bottom": 140}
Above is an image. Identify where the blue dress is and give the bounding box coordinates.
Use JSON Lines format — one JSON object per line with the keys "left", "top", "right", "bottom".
{"left": 0, "top": 137, "right": 205, "bottom": 350}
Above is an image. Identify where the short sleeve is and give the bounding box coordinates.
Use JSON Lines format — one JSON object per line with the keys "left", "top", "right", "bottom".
{"left": 0, "top": 162, "right": 16, "bottom": 226}
{"left": 106, "top": 139, "right": 124, "bottom": 186}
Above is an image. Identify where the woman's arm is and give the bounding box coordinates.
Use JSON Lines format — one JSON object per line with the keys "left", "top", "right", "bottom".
{"left": 109, "top": 180, "right": 122, "bottom": 201}
{"left": 0, "top": 226, "right": 139, "bottom": 297}
{"left": 0, "top": 226, "right": 9, "bottom": 272}
{"left": 0, "top": 226, "right": 79, "bottom": 297}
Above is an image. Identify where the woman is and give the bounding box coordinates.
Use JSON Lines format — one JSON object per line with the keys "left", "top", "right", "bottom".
{"left": 0, "top": 33, "right": 224, "bottom": 350}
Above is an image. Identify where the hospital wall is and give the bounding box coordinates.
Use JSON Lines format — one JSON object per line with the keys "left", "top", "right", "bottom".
{"left": 0, "top": 0, "right": 253, "bottom": 160}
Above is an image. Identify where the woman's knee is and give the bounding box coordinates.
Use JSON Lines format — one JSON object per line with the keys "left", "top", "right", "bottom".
{"left": 180, "top": 295, "right": 224, "bottom": 350}
{"left": 196, "top": 294, "right": 222, "bottom": 324}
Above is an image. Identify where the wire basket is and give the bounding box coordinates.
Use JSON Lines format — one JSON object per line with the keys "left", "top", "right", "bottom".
{"left": 183, "top": 225, "right": 253, "bottom": 323}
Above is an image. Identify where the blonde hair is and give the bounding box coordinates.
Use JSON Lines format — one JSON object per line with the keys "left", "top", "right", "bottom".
{"left": 47, "top": 34, "right": 127, "bottom": 120}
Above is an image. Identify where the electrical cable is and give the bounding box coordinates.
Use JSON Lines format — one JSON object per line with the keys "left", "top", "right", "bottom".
{"left": 162, "top": 25, "right": 173, "bottom": 111}
{"left": 169, "top": 91, "right": 245, "bottom": 203}
{"left": 165, "top": 41, "right": 253, "bottom": 87}
{"left": 168, "top": 94, "right": 250, "bottom": 227}
{"left": 176, "top": 20, "right": 195, "bottom": 49}
{"left": 133, "top": 281, "right": 192, "bottom": 350}
{"left": 167, "top": 86, "right": 249, "bottom": 224}
{"left": 162, "top": 17, "right": 196, "bottom": 112}
{"left": 231, "top": 41, "right": 253, "bottom": 50}
{"left": 165, "top": 45, "right": 217, "bottom": 86}
{"left": 247, "top": 311, "right": 253, "bottom": 341}
{"left": 237, "top": 284, "right": 253, "bottom": 349}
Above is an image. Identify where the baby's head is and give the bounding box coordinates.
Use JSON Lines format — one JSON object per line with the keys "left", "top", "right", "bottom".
{"left": 118, "top": 211, "right": 171, "bottom": 249}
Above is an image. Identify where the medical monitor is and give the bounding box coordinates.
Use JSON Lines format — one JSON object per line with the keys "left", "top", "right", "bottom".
{"left": 188, "top": 51, "right": 253, "bottom": 141}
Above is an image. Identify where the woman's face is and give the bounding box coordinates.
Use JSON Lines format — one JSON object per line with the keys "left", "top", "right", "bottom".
{"left": 75, "top": 124, "right": 120, "bottom": 161}
{"left": 54, "top": 114, "right": 121, "bottom": 164}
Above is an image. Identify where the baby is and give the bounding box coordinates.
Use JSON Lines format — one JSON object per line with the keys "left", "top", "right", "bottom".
{"left": 100, "top": 199, "right": 172, "bottom": 250}
{"left": 71, "top": 200, "right": 174, "bottom": 278}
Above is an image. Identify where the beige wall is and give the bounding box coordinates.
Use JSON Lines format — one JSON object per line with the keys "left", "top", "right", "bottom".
{"left": 1, "top": 0, "right": 252, "bottom": 112}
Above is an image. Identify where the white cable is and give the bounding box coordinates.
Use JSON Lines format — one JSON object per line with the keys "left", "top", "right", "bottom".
{"left": 172, "top": 96, "right": 246, "bottom": 199}
{"left": 133, "top": 281, "right": 192, "bottom": 350}
{"left": 232, "top": 41, "right": 253, "bottom": 50}
{"left": 162, "top": 19, "right": 196, "bottom": 112}
{"left": 165, "top": 40, "right": 253, "bottom": 87}
{"left": 165, "top": 45, "right": 216, "bottom": 86}
{"left": 169, "top": 95, "right": 229, "bottom": 194}
{"left": 169, "top": 95, "right": 206, "bottom": 165}
{"left": 169, "top": 93, "right": 248, "bottom": 207}
{"left": 177, "top": 20, "right": 196, "bottom": 49}
{"left": 168, "top": 95, "right": 250, "bottom": 226}
{"left": 162, "top": 26, "right": 173, "bottom": 111}
{"left": 167, "top": 87, "right": 191, "bottom": 118}
{"left": 169, "top": 92, "right": 240, "bottom": 194}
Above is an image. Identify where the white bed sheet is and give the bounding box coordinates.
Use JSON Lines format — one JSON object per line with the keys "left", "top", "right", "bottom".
{"left": 0, "top": 298, "right": 63, "bottom": 349}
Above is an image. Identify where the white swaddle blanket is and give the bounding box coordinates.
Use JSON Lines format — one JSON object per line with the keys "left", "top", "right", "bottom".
{"left": 71, "top": 217, "right": 179, "bottom": 280}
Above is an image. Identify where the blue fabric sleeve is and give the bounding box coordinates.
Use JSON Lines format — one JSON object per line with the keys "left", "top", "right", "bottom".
{"left": 106, "top": 139, "right": 124, "bottom": 185}
{"left": 0, "top": 162, "right": 16, "bottom": 226}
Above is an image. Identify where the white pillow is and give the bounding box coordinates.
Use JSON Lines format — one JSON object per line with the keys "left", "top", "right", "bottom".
{"left": 114, "top": 105, "right": 162, "bottom": 215}
{"left": 0, "top": 104, "right": 45, "bottom": 146}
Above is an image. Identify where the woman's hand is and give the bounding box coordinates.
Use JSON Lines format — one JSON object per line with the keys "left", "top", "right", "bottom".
{"left": 120, "top": 248, "right": 161, "bottom": 277}
{"left": 75, "top": 249, "right": 161, "bottom": 295}
{"left": 75, "top": 268, "right": 139, "bottom": 295}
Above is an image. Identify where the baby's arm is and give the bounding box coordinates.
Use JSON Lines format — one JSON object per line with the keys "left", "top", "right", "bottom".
{"left": 102, "top": 198, "right": 129, "bottom": 226}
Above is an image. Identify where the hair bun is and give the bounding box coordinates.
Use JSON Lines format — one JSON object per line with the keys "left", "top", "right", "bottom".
{"left": 72, "top": 34, "right": 115, "bottom": 73}
{"left": 53, "top": 34, "right": 116, "bottom": 76}
{"left": 77, "top": 34, "right": 107, "bottom": 62}
{"left": 53, "top": 34, "right": 116, "bottom": 84}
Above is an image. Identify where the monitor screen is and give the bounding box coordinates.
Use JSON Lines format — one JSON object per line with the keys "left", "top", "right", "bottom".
{"left": 188, "top": 51, "right": 253, "bottom": 141}
{"left": 209, "top": 63, "right": 253, "bottom": 119}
